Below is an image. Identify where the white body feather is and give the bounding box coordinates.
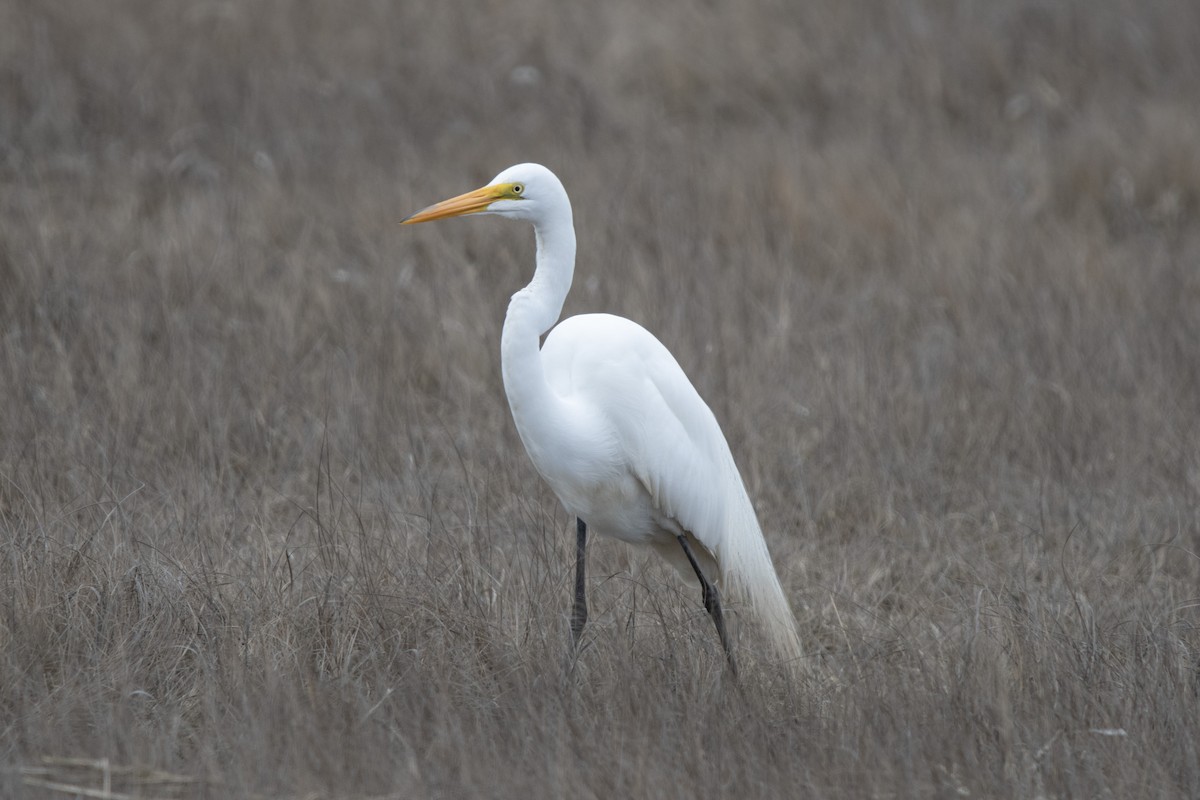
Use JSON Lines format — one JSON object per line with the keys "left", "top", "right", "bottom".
{"left": 530, "top": 313, "right": 803, "bottom": 661}
{"left": 409, "top": 163, "right": 802, "bottom": 662}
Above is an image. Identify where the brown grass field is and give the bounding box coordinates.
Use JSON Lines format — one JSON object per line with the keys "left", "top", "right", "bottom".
{"left": 2, "top": 0, "right": 1199, "bottom": 797}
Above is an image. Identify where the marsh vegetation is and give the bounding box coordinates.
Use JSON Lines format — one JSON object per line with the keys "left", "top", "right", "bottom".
{"left": 2, "top": 1, "right": 1199, "bottom": 796}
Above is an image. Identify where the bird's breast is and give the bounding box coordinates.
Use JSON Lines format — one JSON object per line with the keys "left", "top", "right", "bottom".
{"left": 507, "top": 408, "right": 656, "bottom": 545}
{"left": 540, "top": 465, "right": 662, "bottom": 546}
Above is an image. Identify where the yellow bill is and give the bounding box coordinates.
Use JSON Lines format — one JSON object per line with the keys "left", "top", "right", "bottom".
{"left": 402, "top": 182, "right": 520, "bottom": 224}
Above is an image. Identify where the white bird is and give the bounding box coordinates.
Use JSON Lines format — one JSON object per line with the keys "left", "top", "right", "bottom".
{"left": 402, "top": 163, "right": 802, "bottom": 670}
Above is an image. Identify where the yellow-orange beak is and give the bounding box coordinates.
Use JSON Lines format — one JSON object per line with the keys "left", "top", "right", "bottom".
{"left": 401, "top": 184, "right": 506, "bottom": 225}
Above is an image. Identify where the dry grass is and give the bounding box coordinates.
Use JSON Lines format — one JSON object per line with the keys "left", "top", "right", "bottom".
{"left": 2, "top": 0, "right": 1199, "bottom": 797}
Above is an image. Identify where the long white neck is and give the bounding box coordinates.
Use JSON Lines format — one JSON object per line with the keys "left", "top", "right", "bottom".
{"left": 500, "top": 199, "right": 576, "bottom": 451}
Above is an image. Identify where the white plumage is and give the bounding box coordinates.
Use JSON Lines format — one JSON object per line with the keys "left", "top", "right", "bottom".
{"left": 403, "top": 163, "right": 802, "bottom": 666}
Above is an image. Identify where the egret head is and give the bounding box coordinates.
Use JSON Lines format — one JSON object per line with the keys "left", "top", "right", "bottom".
{"left": 401, "top": 163, "right": 568, "bottom": 226}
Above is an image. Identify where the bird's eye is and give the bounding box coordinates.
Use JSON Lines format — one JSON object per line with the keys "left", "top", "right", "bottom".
{"left": 512, "top": 184, "right": 524, "bottom": 195}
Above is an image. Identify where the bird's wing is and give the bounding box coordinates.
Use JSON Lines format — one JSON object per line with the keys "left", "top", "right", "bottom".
{"left": 543, "top": 314, "right": 749, "bottom": 564}
{"left": 543, "top": 313, "right": 803, "bottom": 661}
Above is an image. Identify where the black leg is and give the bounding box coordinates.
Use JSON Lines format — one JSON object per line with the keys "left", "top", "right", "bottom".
{"left": 676, "top": 532, "right": 738, "bottom": 676}
{"left": 571, "top": 518, "right": 588, "bottom": 647}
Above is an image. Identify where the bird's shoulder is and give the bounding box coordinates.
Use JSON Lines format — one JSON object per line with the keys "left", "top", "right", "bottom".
{"left": 542, "top": 313, "right": 724, "bottom": 457}
{"left": 542, "top": 313, "right": 688, "bottom": 394}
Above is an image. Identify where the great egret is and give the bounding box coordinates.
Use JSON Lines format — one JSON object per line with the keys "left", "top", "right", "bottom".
{"left": 402, "top": 163, "right": 802, "bottom": 670}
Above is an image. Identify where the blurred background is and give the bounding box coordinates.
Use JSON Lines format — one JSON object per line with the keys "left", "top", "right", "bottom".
{"left": 1, "top": 1, "right": 1198, "bottom": 797}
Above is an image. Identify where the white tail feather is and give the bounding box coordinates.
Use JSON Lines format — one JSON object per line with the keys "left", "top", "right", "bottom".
{"left": 716, "top": 489, "right": 804, "bottom": 664}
